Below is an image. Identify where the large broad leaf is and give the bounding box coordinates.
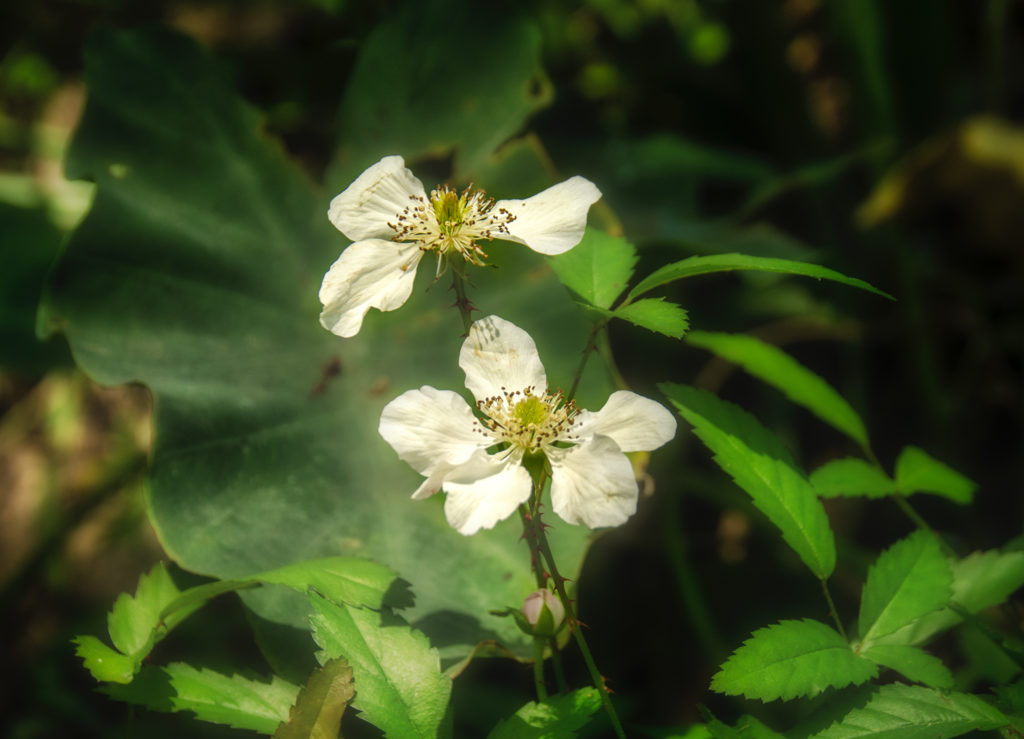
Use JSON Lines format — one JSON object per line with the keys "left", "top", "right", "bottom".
{"left": 857, "top": 530, "right": 952, "bottom": 646}
{"left": 309, "top": 593, "right": 452, "bottom": 739}
{"left": 661, "top": 383, "right": 835, "bottom": 579}
{"left": 686, "top": 331, "right": 869, "bottom": 449}
{"left": 629, "top": 253, "right": 892, "bottom": 302}
{"left": 812, "top": 684, "right": 1009, "bottom": 739}
{"left": 328, "top": 0, "right": 550, "bottom": 188}
{"left": 711, "top": 619, "right": 876, "bottom": 702}
{"left": 43, "top": 26, "right": 600, "bottom": 665}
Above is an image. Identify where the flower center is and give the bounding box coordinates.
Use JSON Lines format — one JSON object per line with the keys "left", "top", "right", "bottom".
{"left": 389, "top": 184, "right": 516, "bottom": 269}
{"left": 475, "top": 386, "right": 579, "bottom": 454}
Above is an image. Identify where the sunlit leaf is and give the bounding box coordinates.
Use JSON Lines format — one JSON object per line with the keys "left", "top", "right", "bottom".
{"left": 273, "top": 657, "right": 354, "bottom": 739}
{"left": 894, "top": 446, "right": 975, "bottom": 504}
{"left": 105, "top": 663, "right": 299, "bottom": 735}
{"left": 711, "top": 619, "right": 876, "bottom": 702}
{"left": 811, "top": 458, "right": 894, "bottom": 499}
{"left": 812, "top": 684, "right": 1009, "bottom": 739}
{"left": 613, "top": 298, "right": 689, "bottom": 338}
{"left": 629, "top": 254, "right": 892, "bottom": 301}
{"left": 72, "top": 635, "right": 138, "bottom": 684}
{"left": 686, "top": 331, "right": 868, "bottom": 448}
{"left": 309, "top": 593, "right": 452, "bottom": 739}
{"left": 661, "top": 384, "right": 835, "bottom": 579}
{"left": 107, "top": 562, "right": 182, "bottom": 659}
{"left": 859, "top": 644, "right": 953, "bottom": 689}
{"left": 858, "top": 531, "right": 952, "bottom": 645}
{"left": 548, "top": 228, "right": 637, "bottom": 310}
{"left": 487, "top": 688, "right": 602, "bottom": 738}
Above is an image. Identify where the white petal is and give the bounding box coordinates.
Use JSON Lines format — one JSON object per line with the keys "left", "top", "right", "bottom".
{"left": 378, "top": 387, "right": 488, "bottom": 487}
{"left": 459, "top": 315, "right": 547, "bottom": 401}
{"left": 577, "top": 390, "right": 677, "bottom": 452}
{"left": 442, "top": 458, "right": 532, "bottom": 535}
{"left": 319, "top": 239, "right": 423, "bottom": 337}
{"left": 328, "top": 156, "right": 426, "bottom": 242}
{"left": 492, "top": 176, "right": 601, "bottom": 256}
{"left": 549, "top": 437, "right": 638, "bottom": 528}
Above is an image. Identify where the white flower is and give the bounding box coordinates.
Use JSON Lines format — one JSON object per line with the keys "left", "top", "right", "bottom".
{"left": 319, "top": 156, "right": 602, "bottom": 338}
{"left": 378, "top": 315, "right": 677, "bottom": 535}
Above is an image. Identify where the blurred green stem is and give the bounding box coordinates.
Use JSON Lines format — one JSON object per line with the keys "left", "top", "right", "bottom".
{"left": 820, "top": 579, "right": 847, "bottom": 640}
{"left": 451, "top": 271, "right": 474, "bottom": 334}
{"left": 532, "top": 637, "right": 549, "bottom": 701}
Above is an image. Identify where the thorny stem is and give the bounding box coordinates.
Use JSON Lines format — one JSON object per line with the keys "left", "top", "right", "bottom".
{"left": 450, "top": 272, "right": 474, "bottom": 335}
{"left": 820, "top": 578, "right": 847, "bottom": 641}
{"left": 521, "top": 498, "right": 627, "bottom": 739}
{"left": 567, "top": 323, "right": 601, "bottom": 401}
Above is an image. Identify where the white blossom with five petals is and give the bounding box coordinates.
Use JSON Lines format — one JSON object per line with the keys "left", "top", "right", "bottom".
{"left": 319, "top": 156, "right": 602, "bottom": 337}
{"left": 378, "top": 316, "right": 677, "bottom": 535}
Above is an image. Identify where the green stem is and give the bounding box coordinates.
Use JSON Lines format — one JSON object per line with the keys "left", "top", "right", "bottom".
{"left": 532, "top": 637, "right": 549, "bottom": 701}
{"left": 530, "top": 511, "right": 627, "bottom": 738}
{"left": 567, "top": 322, "right": 603, "bottom": 401}
{"left": 451, "top": 272, "right": 474, "bottom": 335}
{"left": 820, "top": 578, "right": 847, "bottom": 641}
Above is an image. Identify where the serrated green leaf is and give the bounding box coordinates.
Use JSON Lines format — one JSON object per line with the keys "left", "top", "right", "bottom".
{"left": 487, "top": 688, "right": 602, "bottom": 739}
{"left": 273, "top": 657, "right": 354, "bottom": 739}
{"left": 107, "top": 562, "right": 181, "bottom": 658}
{"left": 614, "top": 298, "right": 689, "bottom": 338}
{"left": 73, "top": 635, "right": 138, "bottom": 684}
{"left": 812, "top": 684, "right": 1009, "bottom": 739}
{"left": 711, "top": 619, "right": 876, "bottom": 702}
{"left": 892, "top": 549, "right": 1024, "bottom": 645}
{"left": 858, "top": 531, "right": 952, "bottom": 645}
{"left": 661, "top": 383, "right": 835, "bottom": 579}
{"left": 859, "top": 644, "right": 953, "bottom": 689}
{"left": 547, "top": 229, "right": 637, "bottom": 310}
{"left": 105, "top": 663, "right": 299, "bottom": 735}
{"left": 811, "top": 458, "right": 895, "bottom": 499}
{"left": 629, "top": 253, "right": 893, "bottom": 301}
{"left": 894, "top": 446, "right": 975, "bottom": 504}
{"left": 701, "top": 707, "right": 784, "bottom": 739}
{"left": 686, "top": 331, "right": 869, "bottom": 448}
{"left": 309, "top": 593, "right": 451, "bottom": 739}
{"left": 256, "top": 557, "right": 404, "bottom": 610}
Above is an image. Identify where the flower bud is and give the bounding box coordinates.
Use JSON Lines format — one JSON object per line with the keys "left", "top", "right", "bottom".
{"left": 521, "top": 589, "right": 565, "bottom": 637}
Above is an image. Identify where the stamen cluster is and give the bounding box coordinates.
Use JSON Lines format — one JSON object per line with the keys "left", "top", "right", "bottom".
{"left": 474, "top": 385, "right": 579, "bottom": 453}
{"left": 389, "top": 185, "right": 516, "bottom": 270}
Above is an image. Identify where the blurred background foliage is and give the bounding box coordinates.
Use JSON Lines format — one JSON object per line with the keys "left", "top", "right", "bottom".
{"left": 1, "top": 0, "right": 1022, "bottom": 736}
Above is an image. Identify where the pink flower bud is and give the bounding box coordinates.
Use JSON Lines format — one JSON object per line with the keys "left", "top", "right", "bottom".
{"left": 522, "top": 589, "right": 565, "bottom": 636}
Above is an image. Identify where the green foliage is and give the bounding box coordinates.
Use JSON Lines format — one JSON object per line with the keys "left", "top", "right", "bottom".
{"left": 328, "top": 0, "right": 549, "bottom": 186}
{"left": 273, "top": 657, "right": 354, "bottom": 739}
{"left": 662, "top": 383, "right": 836, "bottom": 579}
{"left": 811, "top": 684, "right": 1009, "bottom": 738}
{"left": 486, "top": 688, "right": 602, "bottom": 738}
{"left": 895, "top": 549, "right": 1024, "bottom": 645}
{"left": 628, "top": 253, "right": 893, "bottom": 302}
{"left": 711, "top": 619, "right": 876, "bottom": 702}
{"left": 309, "top": 592, "right": 452, "bottom": 738}
{"left": 701, "top": 708, "right": 784, "bottom": 739}
{"left": 548, "top": 228, "right": 637, "bottom": 309}
{"left": 43, "top": 25, "right": 596, "bottom": 668}
{"left": 894, "top": 446, "right": 975, "bottom": 504}
{"left": 685, "top": 330, "right": 869, "bottom": 448}
{"left": 857, "top": 531, "right": 952, "bottom": 646}
{"left": 105, "top": 663, "right": 299, "bottom": 735}
{"left": 811, "top": 458, "right": 894, "bottom": 499}
{"left": 857, "top": 644, "right": 953, "bottom": 689}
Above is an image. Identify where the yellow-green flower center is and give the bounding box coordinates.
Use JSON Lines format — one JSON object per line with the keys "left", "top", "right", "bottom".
{"left": 475, "top": 386, "right": 579, "bottom": 454}
{"left": 389, "top": 184, "right": 516, "bottom": 273}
